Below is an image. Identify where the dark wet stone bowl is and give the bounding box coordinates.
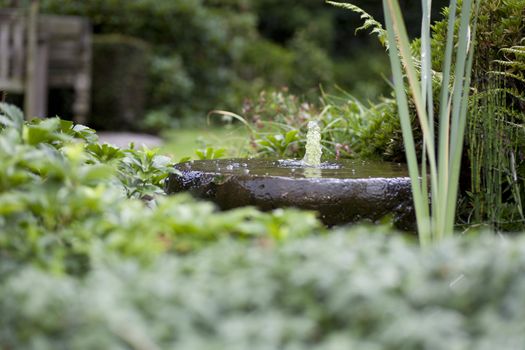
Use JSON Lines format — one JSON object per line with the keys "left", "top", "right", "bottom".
{"left": 165, "top": 158, "right": 415, "bottom": 231}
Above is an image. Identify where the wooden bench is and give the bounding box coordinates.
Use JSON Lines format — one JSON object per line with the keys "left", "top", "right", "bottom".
{"left": 0, "top": 7, "right": 91, "bottom": 123}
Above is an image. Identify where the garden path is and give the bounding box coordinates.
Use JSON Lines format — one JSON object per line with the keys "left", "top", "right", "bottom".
{"left": 97, "top": 132, "right": 163, "bottom": 148}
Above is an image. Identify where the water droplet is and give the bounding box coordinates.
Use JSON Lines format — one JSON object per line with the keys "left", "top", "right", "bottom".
{"left": 226, "top": 165, "right": 234, "bottom": 170}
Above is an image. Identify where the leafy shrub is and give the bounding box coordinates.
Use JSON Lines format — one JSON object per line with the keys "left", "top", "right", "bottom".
{"left": 0, "top": 104, "right": 322, "bottom": 274}
{"left": 427, "top": 1, "right": 525, "bottom": 76}
{"left": 91, "top": 35, "right": 151, "bottom": 130}
{"left": 238, "top": 88, "right": 404, "bottom": 161}
{"left": 2, "top": 230, "right": 525, "bottom": 348}
{"left": 146, "top": 54, "right": 195, "bottom": 122}
{"left": 287, "top": 32, "right": 335, "bottom": 92}
{"left": 333, "top": 47, "right": 392, "bottom": 101}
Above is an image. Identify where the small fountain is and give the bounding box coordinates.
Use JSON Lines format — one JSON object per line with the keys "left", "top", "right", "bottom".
{"left": 166, "top": 121, "right": 415, "bottom": 230}
{"left": 303, "top": 121, "right": 322, "bottom": 167}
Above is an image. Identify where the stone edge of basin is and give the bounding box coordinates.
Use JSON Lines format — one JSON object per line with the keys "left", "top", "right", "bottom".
{"left": 165, "top": 160, "right": 416, "bottom": 232}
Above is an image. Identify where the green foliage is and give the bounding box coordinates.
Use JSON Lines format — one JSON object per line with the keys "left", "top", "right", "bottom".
{"left": 380, "top": 0, "right": 479, "bottom": 243}
{"left": 333, "top": 47, "right": 392, "bottom": 102}
{"left": 36, "top": 0, "right": 343, "bottom": 121}
{"left": 146, "top": 54, "right": 195, "bottom": 122}
{"left": 428, "top": 0, "right": 525, "bottom": 75}
{"left": 2, "top": 230, "right": 525, "bottom": 348}
{"left": 239, "top": 89, "right": 316, "bottom": 158}
{"left": 195, "top": 146, "right": 227, "bottom": 160}
{"left": 117, "top": 147, "right": 176, "bottom": 198}
{"left": 91, "top": 35, "right": 151, "bottom": 130}
{"left": 139, "top": 109, "right": 180, "bottom": 133}
{"left": 327, "top": 1, "right": 388, "bottom": 48}
{"left": 467, "top": 45, "right": 525, "bottom": 230}
{"left": 333, "top": 0, "right": 525, "bottom": 234}
{"left": 238, "top": 89, "right": 403, "bottom": 161}
{"left": 324, "top": 93, "right": 405, "bottom": 161}
{"left": 0, "top": 104, "right": 322, "bottom": 273}
{"left": 420, "top": 1, "right": 525, "bottom": 230}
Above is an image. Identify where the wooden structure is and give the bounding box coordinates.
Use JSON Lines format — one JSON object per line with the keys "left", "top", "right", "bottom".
{"left": 0, "top": 6, "right": 91, "bottom": 122}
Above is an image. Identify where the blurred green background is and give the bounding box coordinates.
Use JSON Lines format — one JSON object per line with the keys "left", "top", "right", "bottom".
{"left": 1, "top": 0, "right": 448, "bottom": 130}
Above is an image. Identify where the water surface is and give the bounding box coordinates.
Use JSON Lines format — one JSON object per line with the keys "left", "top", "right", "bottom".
{"left": 177, "top": 158, "right": 409, "bottom": 179}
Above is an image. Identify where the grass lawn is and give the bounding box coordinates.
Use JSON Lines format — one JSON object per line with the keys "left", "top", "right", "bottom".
{"left": 160, "top": 125, "right": 251, "bottom": 161}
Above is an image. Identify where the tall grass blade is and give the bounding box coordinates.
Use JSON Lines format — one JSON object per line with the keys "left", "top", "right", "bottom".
{"left": 420, "top": 0, "right": 433, "bottom": 232}
{"left": 445, "top": 0, "right": 481, "bottom": 234}
{"left": 421, "top": 0, "right": 433, "bottom": 131}
{"left": 436, "top": 0, "right": 457, "bottom": 239}
{"left": 334, "top": 0, "right": 478, "bottom": 243}
{"left": 383, "top": 0, "right": 478, "bottom": 243}
{"left": 383, "top": 0, "right": 431, "bottom": 244}
{"left": 384, "top": 0, "right": 439, "bottom": 221}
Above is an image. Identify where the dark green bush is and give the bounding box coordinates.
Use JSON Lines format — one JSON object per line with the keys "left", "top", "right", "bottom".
{"left": 2, "top": 230, "right": 525, "bottom": 348}
{"left": 91, "top": 35, "right": 151, "bottom": 130}
{"left": 146, "top": 54, "right": 194, "bottom": 121}
{"left": 333, "top": 46, "right": 392, "bottom": 101}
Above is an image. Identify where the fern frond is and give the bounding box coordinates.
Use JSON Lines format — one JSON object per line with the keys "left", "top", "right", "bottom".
{"left": 489, "top": 70, "right": 525, "bottom": 85}
{"left": 500, "top": 46, "right": 525, "bottom": 57}
{"left": 492, "top": 60, "right": 525, "bottom": 70}
{"left": 326, "top": 1, "right": 388, "bottom": 48}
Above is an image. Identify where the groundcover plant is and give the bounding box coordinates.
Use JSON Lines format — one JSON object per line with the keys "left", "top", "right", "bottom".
{"left": 0, "top": 103, "right": 320, "bottom": 274}
{"left": 2, "top": 230, "right": 525, "bottom": 349}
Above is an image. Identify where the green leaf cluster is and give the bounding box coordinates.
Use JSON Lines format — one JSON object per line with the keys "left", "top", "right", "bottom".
{"left": 238, "top": 89, "right": 404, "bottom": 161}
{"left": 2, "top": 230, "right": 525, "bottom": 348}
{"left": 0, "top": 104, "right": 321, "bottom": 274}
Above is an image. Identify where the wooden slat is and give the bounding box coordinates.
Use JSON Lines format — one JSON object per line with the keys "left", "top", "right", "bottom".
{"left": 12, "top": 18, "right": 24, "bottom": 80}
{"left": 0, "top": 78, "right": 24, "bottom": 92}
{"left": 48, "top": 75, "right": 74, "bottom": 87}
{"left": 0, "top": 21, "right": 10, "bottom": 80}
{"left": 24, "top": 0, "right": 42, "bottom": 119}
{"left": 32, "top": 39, "right": 48, "bottom": 118}
{"left": 48, "top": 41, "right": 82, "bottom": 64}
{"left": 0, "top": 12, "right": 25, "bottom": 91}
{"left": 39, "top": 15, "right": 85, "bottom": 37}
{"left": 1, "top": 8, "right": 92, "bottom": 120}
{"left": 73, "top": 20, "right": 91, "bottom": 124}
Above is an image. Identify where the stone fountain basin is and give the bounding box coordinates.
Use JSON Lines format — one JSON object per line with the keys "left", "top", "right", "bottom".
{"left": 165, "top": 159, "right": 415, "bottom": 231}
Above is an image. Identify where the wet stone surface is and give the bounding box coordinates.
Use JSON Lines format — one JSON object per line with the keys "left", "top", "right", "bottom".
{"left": 165, "top": 159, "right": 415, "bottom": 231}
